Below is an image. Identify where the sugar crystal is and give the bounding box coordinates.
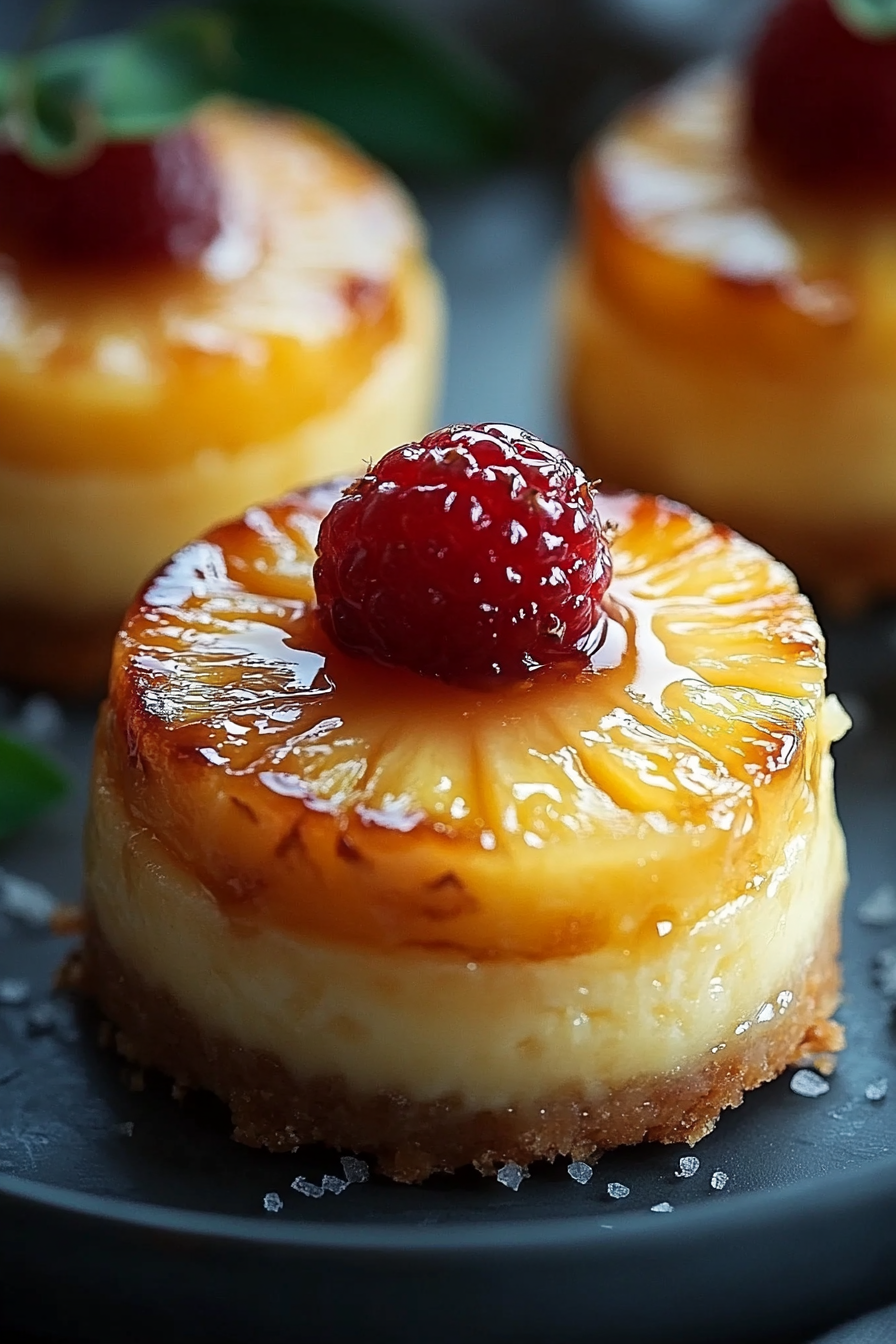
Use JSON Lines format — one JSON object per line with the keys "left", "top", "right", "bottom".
{"left": 291, "top": 1176, "right": 325, "bottom": 1199}
{"left": 496, "top": 1161, "right": 529, "bottom": 1191}
{"left": 0, "top": 978, "right": 30, "bottom": 1006}
{"left": 263, "top": 1192, "right": 283, "bottom": 1213}
{"left": 0, "top": 871, "right": 57, "bottom": 927}
{"left": 322, "top": 1174, "right": 348, "bottom": 1194}
{"left": 790, "top": 1069, "right": 830, "bottom": 1098}
{"left": 340, "top": 1156, "right": 369, "bottom": 1185}
{"left": 872, "top": 947, "right": 896, "bottom": 999}
{"left": 650, "top": 1202, "right": 674, "bottom": 1213}
{"left": 710, "top": 1170, "right": 729, "bottom": 1191}
{"left": 865, "top": 1077, "right": 888, "bottom": 1102}
{"left": 567, "top": 1161, "right": 593, "bottom": 1185}
{"left": 16, "top": 694, "right": 64, "bottom": 744}
{"left": 607, "top": 1182, "right": 630, "bottom": 1200}
{"left": 676, "top": 1155, "right": 700, "bottom": 1178}
{"left": 858, "top": 884, "right": 896, "bottom": 927}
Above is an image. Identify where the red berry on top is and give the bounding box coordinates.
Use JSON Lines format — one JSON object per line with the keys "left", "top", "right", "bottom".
{"left": 748, "top": 0, "right": 896, "bottom": 186}
{"left": 0, "top": 128, "right": 221, "bottom": 266}
{"left": 313, "top": 424, "right": 613, "bottom": 683}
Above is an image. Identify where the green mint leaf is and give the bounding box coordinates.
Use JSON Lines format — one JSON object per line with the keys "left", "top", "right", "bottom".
{"left": 0, "top": 732, "right": 67, "bottom": 843}
{"left": 222, "top": 0, "right": 521, "bottom": 173}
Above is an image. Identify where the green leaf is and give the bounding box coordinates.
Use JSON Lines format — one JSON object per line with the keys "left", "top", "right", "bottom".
{"left": 221, "top": 0, "right": 521, "bottom": 173}
{"left": 0, "top": 733, "right": 67, "bottom": 843}
{"left": 833, "top": 0, "right": 896, "bottom": 38}
{"left": 8, "top": 11, "right": 231, "bottom": 167}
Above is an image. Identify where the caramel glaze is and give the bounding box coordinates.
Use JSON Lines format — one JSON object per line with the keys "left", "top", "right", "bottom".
{"left": 0, "top": 103, "right": 413, "bottom": 475}
{"left": 101, "top": 471, "right": 828, "bottom": 962}
{"left": 577, "top": 64, "right": 896, "bottom": 366}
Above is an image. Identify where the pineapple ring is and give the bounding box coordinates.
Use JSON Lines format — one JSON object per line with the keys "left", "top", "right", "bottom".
{"left": 564, "top": 63, "right": 896, "bottom": 608}
{"left": 101, "top": 479, "right": 842, "bottom": 961}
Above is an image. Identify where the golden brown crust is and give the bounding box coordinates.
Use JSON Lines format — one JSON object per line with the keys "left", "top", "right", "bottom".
{"left": 0, "top": 603, "right": 117, "bottom": 698}
{"left": 80, "top": 913, "right": 843, "bottom": 1183}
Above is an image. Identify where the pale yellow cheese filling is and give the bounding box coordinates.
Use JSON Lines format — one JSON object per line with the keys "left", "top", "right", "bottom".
{"left": 0, "top": 257, "right": 443, "bottom": 617}
{"left": 85, "top": 711, "right": 846, "bottom": 1111}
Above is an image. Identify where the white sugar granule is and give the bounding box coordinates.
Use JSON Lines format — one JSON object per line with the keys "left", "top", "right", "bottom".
{"left": 790, "top": 1069, "right": 830, "bottom": 1099}
{"left": 0, "top": 870, "right": 57, "bottom": 927}
{"left": 340, "top": 1156, "right": 370, "bottom": 1185}
{"left": 496, "top": 1162, "right": 529, "bottom": 1191}
{"left": 858, "top": 884, "right": 896, "bottom": 927}
{"left": 0, "top": 978, "right": 30, "bottom": 1006}
{"left": 291, "top": 1176, "right": 325, "bottom": 1199}
{"left": 567, "top": 1161, "right": 593, "bottom": 1185}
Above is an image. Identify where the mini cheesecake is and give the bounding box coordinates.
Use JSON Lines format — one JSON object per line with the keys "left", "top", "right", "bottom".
{"left": 0, "top": 102, "right": 443, "bottom": 694}
{"left": 561, "top": 46, "right": 896, "bottom": 611}
{"left": 82, "top": 430, "right": 848, "bottom": 1181}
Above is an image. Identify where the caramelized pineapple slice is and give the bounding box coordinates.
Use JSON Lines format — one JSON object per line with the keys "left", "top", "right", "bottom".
{"left": 104, "top": 485, "right": 837, "bottom": 959}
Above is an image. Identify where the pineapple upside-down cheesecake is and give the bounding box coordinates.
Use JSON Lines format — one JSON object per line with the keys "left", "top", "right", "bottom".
{"left": 82, "top": 423, "right": 849, "bottom": 1181}
{"left": 562, "top": 0, "right": 896, "bottom": 610}
{"left": 0, "top": 101, "right": 443, "bottom": 695}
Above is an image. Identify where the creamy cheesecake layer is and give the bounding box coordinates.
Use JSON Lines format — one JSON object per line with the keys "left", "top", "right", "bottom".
{"left": 85, "top": 710, "right": 846, "bottom": 1112}
{"left": 0, "top": 258, "right": 442, "bottom": 618}
{"left": 561, "top": 248, "right": 896, "bottom": 530}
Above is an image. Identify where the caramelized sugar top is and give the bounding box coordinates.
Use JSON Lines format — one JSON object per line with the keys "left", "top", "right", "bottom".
{"left": 0, "top": 104, "right": 416, "bottom": 473}
{"left": 580, "top": 65, "right": 896, "bottom": 358}
{"left": 105, "top": 482, "right": 828, "bottom": 958}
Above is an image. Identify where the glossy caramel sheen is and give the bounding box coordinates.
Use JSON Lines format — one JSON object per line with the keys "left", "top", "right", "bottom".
{"left": 103, "top": 480, "right": 828, "bottom": 960}
{"left": 579, "top": 65, "right": 896, "bottom": 367}
{"left": 0, "top": 103, "right": 415, "bottom": 473}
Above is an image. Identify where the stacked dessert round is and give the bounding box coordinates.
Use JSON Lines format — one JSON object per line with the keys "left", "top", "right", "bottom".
{"left": 82, "top": 425, "right": 848, "bottom": 1180}
{"left": 561, "top": 51, "right": 896, "bottom": 610}
{"left": 0, "top": 102, "right": 443, "bottom": 693}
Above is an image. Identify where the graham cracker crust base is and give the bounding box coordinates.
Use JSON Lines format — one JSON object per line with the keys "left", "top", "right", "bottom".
{"left": 0, "top": 603, "right": 118, "bottom": 697}
{"left": 79, "top": 915, "right": 843, "bottom": 1183}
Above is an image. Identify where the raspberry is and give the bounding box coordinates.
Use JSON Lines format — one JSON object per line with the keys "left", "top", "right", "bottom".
{"left": 0, "top": 128, "right": 221, "bottom": 266}
{"left": 313, "top": 424, "right": 612, "bottom": 683}
{"left": 748, "top": 0, "right": 896, "bottom": 186}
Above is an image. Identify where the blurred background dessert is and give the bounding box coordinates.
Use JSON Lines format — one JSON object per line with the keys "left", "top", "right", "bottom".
{"left": 561, "top": 0, "right": 896, "bottom": 612}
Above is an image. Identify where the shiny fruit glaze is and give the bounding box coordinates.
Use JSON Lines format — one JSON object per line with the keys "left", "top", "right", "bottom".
{"left": 0, "top": 129, "right": 221, "bottom": 266}
{"left": 0, "top": 104, "right": 415, "bottom": 474}
{"left": 105, "top": 476, "right": 826, "bottom": 960}
{"left": 314, "top": 424, "right": 612, "bottom": 682}
{"left": 749, "top": 0, "right": 896, "bottom": 187}
{"left": 578, "top": 65, "right": 891, "bottom": 368}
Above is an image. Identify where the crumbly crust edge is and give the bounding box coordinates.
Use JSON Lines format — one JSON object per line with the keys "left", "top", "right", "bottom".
{"left": 74, "top": 912, "right": 844, "bottom": 1183}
